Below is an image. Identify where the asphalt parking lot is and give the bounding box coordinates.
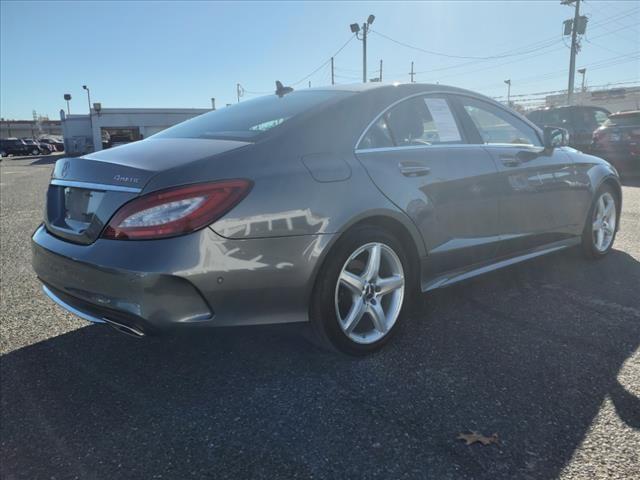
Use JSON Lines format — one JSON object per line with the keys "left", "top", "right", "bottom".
{"left": 1, "top": 157, "right": 639, "bottom": 480}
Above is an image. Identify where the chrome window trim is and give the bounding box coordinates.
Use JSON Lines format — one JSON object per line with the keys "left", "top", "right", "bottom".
{"left": 354, "top": 91, "right": 461, "bottom": 151}
{"left": 355, "top": 143, "right": 546, "bottom": 155}
{"left": 354, "top": 90, "right": 543, "bottom": 152}
{"left": 50, "top": 179, "right": 142, "bottom": 193}
{"left": 356, "top": 144, "right": 474, "bottom": 154}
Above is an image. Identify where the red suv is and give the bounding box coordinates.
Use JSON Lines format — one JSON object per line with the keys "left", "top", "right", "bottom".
{"left": 592, "top": 111, "right": 640, "bottom": 177}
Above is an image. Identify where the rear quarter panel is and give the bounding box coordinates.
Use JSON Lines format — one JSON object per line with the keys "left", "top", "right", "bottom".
{"left": 569, "top": 149, "right": 622, "bottom": 226}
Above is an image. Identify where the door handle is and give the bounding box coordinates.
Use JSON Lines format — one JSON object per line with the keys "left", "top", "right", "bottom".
{"left": 500, "top": 155, "right": 521, "bottom": 167}
{"left": 399, "top": 162, "right": 431, "bottom": 177}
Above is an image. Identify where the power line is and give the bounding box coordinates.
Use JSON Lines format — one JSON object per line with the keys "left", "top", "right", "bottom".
{"left": 477, "top": 53, "right": 639, "bottom": 93}
{"left": 492, "top": 80, "right": 640, "bottom": 100}
{"left": 395, "top": 5, "right": 639, "bottom": 79}
{"left": 371, "top": 29, "right": 562, "bottom": 60}
{"left": 291, "top": 34, "right": 356, "bottom": 86}
{"left": 238, "top": 34, "right": 356, "bottom": 96}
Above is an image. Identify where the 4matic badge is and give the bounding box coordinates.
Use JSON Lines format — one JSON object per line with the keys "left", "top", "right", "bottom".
{"left": 113, "top": 174, "right": 140, "bottom": 184}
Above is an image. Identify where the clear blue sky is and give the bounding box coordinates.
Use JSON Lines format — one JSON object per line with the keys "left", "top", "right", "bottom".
{"left": 1, "top": 0, "right": 638, "bottom": 119}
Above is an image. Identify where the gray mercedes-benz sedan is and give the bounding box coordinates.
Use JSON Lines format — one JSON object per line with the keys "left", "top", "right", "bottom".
{"left": 32, "top": 83, "right": 621, "bottom": 355}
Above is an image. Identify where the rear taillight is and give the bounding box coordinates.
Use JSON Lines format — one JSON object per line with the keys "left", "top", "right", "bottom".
{"left": 102, "top": 179, "right": 252, "bottom": 240}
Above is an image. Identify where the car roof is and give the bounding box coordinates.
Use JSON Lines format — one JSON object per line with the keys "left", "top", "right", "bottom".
{"left": 308, "top": 82, "right": 489, "bottom": 97}
{"left": 610, "top": 110, "right": 640, "bottom": 117}
{"left": 531, "top": 105, "right": 609, "bottom": 112}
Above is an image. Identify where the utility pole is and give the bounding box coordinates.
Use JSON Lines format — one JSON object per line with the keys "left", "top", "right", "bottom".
{"left": 331, "top": 57, "right": 335, "bottom": 85}
{"left": 379, "top": 59, "right": 383, "bottom": 82}
{"left": 409, "top": 61, "right": 415, "bottom": 83}
{"left": 236, "top": 83, "right": 241, "bottom": 103}
{"left": 565, "top": 0, "right": 581, "bottom": 105}
{"left": 350, "top": 15, "right": 375, "bottom": 83}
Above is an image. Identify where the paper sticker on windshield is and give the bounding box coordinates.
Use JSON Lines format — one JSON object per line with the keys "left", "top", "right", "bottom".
{"left": 424, "top": 98, "right": 461, "bottom": 142}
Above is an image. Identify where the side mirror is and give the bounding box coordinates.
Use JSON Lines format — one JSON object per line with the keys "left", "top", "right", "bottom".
{"left": 543, "top": 126, "right": 569, "bottom": 149}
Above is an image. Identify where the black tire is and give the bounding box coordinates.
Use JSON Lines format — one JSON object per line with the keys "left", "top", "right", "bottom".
{"left": 581, "top": 183, "right": 618, "bottom": 259}
{"left": 309, "top": 225, "right": 412, "bottom": 356}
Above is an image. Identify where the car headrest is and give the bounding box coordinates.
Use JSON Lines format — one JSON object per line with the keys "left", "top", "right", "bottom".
{"left": 389, "top": 101, "right": 424, "bottom": 143}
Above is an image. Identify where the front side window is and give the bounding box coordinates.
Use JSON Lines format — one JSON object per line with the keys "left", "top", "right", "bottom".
{"left": 462, "top": 98, "right": 541, "bottom": 146}
{"left": 358, "top": 95, "right": 462, "bottom": 150}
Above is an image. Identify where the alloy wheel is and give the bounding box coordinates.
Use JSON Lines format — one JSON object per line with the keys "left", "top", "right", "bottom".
{"left": 334, "top": 242, "right": 405, "bottom": 344}
{"left": 592, "top": 191, "right": 616, "bottom": 252}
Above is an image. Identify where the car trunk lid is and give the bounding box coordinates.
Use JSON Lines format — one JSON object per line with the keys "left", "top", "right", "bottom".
{"left": 44, "top": 138, "right": 250, "bottom": 244}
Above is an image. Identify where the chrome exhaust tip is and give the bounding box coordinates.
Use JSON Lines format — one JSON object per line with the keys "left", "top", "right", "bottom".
{"left": 103, "top": 319, "right": 145, "bottom": 338}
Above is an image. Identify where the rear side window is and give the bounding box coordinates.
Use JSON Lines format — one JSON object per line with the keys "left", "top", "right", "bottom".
{"left": 358, "top": 95, "right": 463, "bottom": 149}
{"left": 461, "top": 98, "right": 541, "bottom": 146}
{"left": 155, "top": 90, "right": 349, "bottom": 141}
{"left": 573, "top": 107, "right": 610, "bottom": 130}
{"left": 594, "top": 109, "right": 609, "bottom": 126}
{"left": 541, "top": 109, "right": 572, "bottom": 127}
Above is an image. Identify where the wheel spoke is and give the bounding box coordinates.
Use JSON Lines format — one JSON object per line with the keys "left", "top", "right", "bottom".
{"left": 367, "top": 301, "right": 387, "bottom": 334}
{"left": 343, "top": 296, "right": 366, "bottom": 334}
{"left": 603, "top": 200, "right": 614, "bottom": 218}
{"left": 363, "top": 244, "right": 381, "bottom": 281}
{"left": 376, "top": 275, "right": 404, "bottom": 296}
{"left": 596, "top": 228, "right": 604, "bottom": 249}
{"left": 340, "top": 271, "right": 364, "bottom": 295}
{"left": 597, "top": 196, "right": 605, "bottom": 218}
{"left": 592, "top": 219, "right": 601, "bottom": 232}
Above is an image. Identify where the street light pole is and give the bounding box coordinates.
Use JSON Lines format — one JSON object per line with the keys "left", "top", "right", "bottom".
{"left": 578, "top": 67, "right": 587, "bottom": 93}
{"left": 83, "top": 85, "right": 94, "bottom": 151}
{"left": 351, "top": 15, "right": 375, "bottom": 84}
{"left": 504, "top": 79, "right": 511, "bottom": 106}
{"left": 362, "top": 23, "right": 367, "bottom": 83}
{"left": 82, "top": 85, "right": 91, "bottom": 113}
{"left": 64, "top": 93, "right": 72, "bottom": 115}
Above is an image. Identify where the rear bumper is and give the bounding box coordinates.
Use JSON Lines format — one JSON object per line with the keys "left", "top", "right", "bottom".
{"left": 592, "top": 147, "right": 640, "bottom": 176}
{"left": 32, "top": 225, "right": 333, "bottom": 333}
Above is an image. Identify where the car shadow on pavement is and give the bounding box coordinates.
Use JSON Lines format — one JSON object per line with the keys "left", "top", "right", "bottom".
{"left": 2, "top": 249, "right": 639, "bottom": 479}
{"left": 29, "top": 156, "right": 59, "bottom": 166}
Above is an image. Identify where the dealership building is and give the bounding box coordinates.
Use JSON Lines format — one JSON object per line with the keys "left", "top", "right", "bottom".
{"left": 59, "top": 106, "right": 210, "bottom": 155}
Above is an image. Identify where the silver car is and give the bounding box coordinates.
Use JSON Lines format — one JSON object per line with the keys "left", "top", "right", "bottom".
{"left": 32, "top": 83, "right": 621, "bottom": 355}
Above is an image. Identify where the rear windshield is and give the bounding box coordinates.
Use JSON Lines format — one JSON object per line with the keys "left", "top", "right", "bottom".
{"left": 603, "top": 112, "right": 640, "bottom": 127}
{"left": 154, "top": 91, "right": 349, "bottom": 141}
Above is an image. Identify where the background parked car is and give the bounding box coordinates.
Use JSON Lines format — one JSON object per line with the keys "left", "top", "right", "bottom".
{"left": 0, "top": 138, "right": 39, "bottom": 157}
{"left": 38, "top": 137, "right": 64, "bottom": 152}
{"left": 592, "top": 110, "right": 640, "bottom": 177}
{"left": 526, "top": 105, "right": 610, "bottom": 153}
{"left": 21, "top": 138, "right": 52, "bottom": 154}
